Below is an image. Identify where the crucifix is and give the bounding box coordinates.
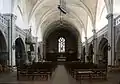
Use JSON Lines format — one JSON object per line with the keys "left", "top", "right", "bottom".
{"left": 58, "top": 0, "right": 66, "bottom": 14}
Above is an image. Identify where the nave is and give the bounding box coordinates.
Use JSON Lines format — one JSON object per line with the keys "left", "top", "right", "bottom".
{"left": 0, "top": 64, "right": 120, "bottom": 84}
{"left": 0, "top": 0, "right": 120, "bottom": 84}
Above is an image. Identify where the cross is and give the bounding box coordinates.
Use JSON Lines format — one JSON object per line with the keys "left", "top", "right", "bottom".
{"left": 58, "top": 0, "right": 66, "bottom": 14}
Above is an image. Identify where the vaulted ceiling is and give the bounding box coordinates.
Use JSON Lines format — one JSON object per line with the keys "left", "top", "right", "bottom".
{"left": 14, "top": 0, "right": 113, "bottom": 41}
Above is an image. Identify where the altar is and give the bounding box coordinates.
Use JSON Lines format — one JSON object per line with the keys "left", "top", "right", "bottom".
{"left": 57, "top": 54, "right": 66, "bottom": 61}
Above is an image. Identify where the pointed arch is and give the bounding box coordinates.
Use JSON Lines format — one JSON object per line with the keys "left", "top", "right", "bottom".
{"left": 0, "top": 30, "right": 8, "bottom": 65}
{"left": 15, "top": 37, "right": 25, "bottom": 66}
{"left": 97, "top": 38, "right": 108, "bottom": 64}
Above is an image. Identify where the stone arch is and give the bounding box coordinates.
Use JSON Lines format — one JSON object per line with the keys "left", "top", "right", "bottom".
{"left": 42, "top": 20, "right": 80, "bottom": 61}
{"left": 97, "top": 38, "right": 108, "bottom": 64}
{"left": 0, "top": 30, "right": 8, "bottom": 65}
{"left": 15, "top": 37, "right": 25, "bottom": 66}
{"left": 116, "top": 35, "right": 120, "bottom": 66}
{"left": 43, "top": 20, "right": 80, "bottom": 41}
{"left": 88, "top": 44, "right": 94, "bottom": 63}
{"left": 44, "top": 21, "right": 80, "bottom": 61}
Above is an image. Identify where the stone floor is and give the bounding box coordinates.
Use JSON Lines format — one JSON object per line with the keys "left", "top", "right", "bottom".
{"left": 0, "top": 65, "right": 120, "bottom": 84}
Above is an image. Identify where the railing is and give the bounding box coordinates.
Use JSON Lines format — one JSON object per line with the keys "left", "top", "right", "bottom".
{"left": 114, "top": 15, "right": 120, "bottom": 26}
{"left": 16, "top": 25, "right": 26, "bottom": 36}
{"left": 82, "top": 25, "right": 108, "bottom": 45}
{"left": 96, "top": 25, "right": 108, "bottom": 37}
{"left": 87, "top": 36, "right": 93, "bottom": 43}
{"left": 82, "top": 14, "right": 120, "bottom": 45}
{"left": 0, "top": 14, "right": 8, "bottom": 27}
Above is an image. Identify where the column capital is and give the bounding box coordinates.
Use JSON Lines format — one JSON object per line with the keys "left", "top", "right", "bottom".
{"left": 85, "top": 37, "right": 87, "bottom": 40}
{"left": 106, "top": 13, "right": 113, "bottom": 19}
{"left": 92, "top": 29, "right": 96, "bottom": 33}
{"left": 3, "top": 13, "right": 17, "bottom": 20}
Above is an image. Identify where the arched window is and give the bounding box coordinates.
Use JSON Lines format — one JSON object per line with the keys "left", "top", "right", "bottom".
{"left": 58, "top": 37, "right": 65, "bottom": 53}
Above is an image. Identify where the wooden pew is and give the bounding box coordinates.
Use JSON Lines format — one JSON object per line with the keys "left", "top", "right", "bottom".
{"left": 17, "top": 62, "right": 57, "bottom": 81}
{"left": 64, "top": 62, "right": 107, "bottom": 80}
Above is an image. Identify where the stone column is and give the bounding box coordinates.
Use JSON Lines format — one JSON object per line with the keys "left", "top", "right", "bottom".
{"left": 78, "top": 38, "right": 82, "bottom": 60}
{"left": 25, "top": 36, "right": 30, "bottom": 64}
{"left": 35, "top": 37, "right": 38, "bottom": 62}
{"left": 6, "top": 14, "right": 17, "bottom": 67}
{"left": 106, "top": 13, "right": 115, "bottom": 66}
{"left": 40, "top": 41, "right": 44, "bottom": 61}
{"left": 85, "top": 37, "right": 88, "bottom": 62}
{"left": 92, "top": 28, "right": 97, "bottom": 64}
{"left": 43, "top": 42, "right": 46, "bottom": 60}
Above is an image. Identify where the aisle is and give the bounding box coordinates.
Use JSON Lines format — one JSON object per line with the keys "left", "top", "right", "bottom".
{"left": 52, "top": 65, "right": 70, "bottom": 84}
{"left": 0, "top": 65, "right": 120, "bottom": 84}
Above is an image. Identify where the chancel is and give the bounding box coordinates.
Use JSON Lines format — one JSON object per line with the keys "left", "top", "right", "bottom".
{"left": 0, "top": 0, "right": 120, "bottom": 84}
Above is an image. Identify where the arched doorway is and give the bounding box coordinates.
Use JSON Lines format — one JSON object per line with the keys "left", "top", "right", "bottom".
{"left": 15, "top": 38, "right": 25, "bottom": 66}
{"left": 0, "top": 31, "right": 8, "bottom": 66}
{"left": 116, "top": 36, "right": 120, "bottom": 66}
{"left": 88, "top": 44, "right": 94, "bottom": 63}
{"left": 98, "top": 38, "right": 108, "bottom": 65}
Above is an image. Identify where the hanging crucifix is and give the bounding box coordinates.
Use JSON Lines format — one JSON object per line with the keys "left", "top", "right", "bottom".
{"left": 58, "top": 0, "right": 67, "bottom": 25}
{"left": 58, "top": 0, "right": 67, "bottom": 14}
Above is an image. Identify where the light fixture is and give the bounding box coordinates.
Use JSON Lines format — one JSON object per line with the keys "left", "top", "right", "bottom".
{"left": 58, "top": 5, "right": 66, "bottom": 14}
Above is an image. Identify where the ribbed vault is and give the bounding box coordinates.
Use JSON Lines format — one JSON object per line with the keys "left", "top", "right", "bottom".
{"left": 13, "top": 0, "right": 113, "bottom": 42}
{"left": 43, "top": 20, "right": 80, "bottom": 41}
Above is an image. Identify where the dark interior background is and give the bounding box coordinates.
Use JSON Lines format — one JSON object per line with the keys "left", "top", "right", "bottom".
{"left": 45, "top": 28, "right": 78, "bottom": 61}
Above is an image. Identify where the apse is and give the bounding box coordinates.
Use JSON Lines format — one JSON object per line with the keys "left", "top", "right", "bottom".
{"left": 43, "top": 20, "right": 80, "bottom": 61}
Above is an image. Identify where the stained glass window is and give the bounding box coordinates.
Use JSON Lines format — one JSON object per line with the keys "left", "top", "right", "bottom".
{"left": 58, "top": 37, "right": 65, "bottom": 53}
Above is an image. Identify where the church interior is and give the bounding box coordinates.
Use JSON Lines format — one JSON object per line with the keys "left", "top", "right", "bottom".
{"left": 0, "top": 0, "right": 120, "bottom": 84}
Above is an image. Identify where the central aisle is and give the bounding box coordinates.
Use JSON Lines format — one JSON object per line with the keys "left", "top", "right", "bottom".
{"left": 51, "top": 65, "right": 70, "bottom": 84}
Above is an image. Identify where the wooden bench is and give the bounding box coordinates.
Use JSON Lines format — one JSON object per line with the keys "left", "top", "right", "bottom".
{"left": 64, "top": 62, "right": 107, "bottom": 80}
{"left": 17, "top": 62, "right": 57, "bottom": 81}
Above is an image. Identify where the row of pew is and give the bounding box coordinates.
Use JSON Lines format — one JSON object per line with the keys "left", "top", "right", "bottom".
{"left": 64, "top": 62, "right": 107, "bottom": 81}
{"left": 17, "top": 62, "right": 57, "bottom": 81}
{"left": 0, "top": 64, "right": 10, "bottom": 73}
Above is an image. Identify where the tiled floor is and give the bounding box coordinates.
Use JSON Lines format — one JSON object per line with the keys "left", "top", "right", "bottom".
{"left": 0, "top": 65, "right": 120, "bottom": 84}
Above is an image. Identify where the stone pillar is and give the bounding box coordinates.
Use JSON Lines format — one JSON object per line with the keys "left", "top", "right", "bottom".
{"left": 106, "top": 13, "right": 115, "bottom": 66}
{"left": 78, "top": 38, "right": 82, "bottom": 60}
{"left": 25, "top": 40, "right": 30, "bottom": 64}
{"left": 6, "top": 14, "right": 17, "bottom": 67}
{"left": 40, "top": 41, "right": 44, "bottom": 61}
{"left": 43, "top": 42, "right": 46, "bottom": 60}
{"left": 92, "top": 28, "right": 97, "bottom": 64}
{"left": 85, "top": 37, "right": 88, "bottom": 62}
{"left": 35, "top": 37, "right": 38, "bottom": 62}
